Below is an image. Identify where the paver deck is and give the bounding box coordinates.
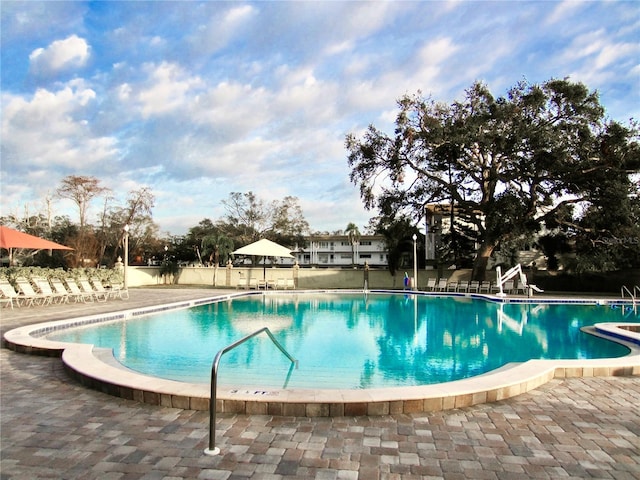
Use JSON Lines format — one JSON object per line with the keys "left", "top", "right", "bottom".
{"left": 1, "top": 287, "right": 639, "bottom": 479}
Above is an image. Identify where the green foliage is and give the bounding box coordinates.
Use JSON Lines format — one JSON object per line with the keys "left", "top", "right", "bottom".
{"left": 346, "top": 78, "right": 639, "bottom": 280}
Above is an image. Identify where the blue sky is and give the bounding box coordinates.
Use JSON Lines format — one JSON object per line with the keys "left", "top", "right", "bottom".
{"left": 1, "top": 1, "right": 638, "bottom": 236}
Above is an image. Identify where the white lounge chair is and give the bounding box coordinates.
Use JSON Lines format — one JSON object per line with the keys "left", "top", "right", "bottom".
{"left": 0, "top": 279, "right": 20, "bottom": 309}
{"left": 77, "top": 278, "right": 109, "bottom": 302}
{"left": 479, "top": 281, "right": 492, "bottom": 293}
{"left": 32, "top": 277, "right": 67, "bottom": 304}
{"left": 15, "top": 277, "right": 51, "bottom": 306}
{"left": 64, "top": 278, "right": 95, "bottom": 303}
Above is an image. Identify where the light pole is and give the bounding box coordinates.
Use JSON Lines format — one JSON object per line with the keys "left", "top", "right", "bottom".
{"left": 123, "top": 224, "right": 130, "bottom": 290}
{"left": 412, "top": 233, "right": 418, "bottom": 291}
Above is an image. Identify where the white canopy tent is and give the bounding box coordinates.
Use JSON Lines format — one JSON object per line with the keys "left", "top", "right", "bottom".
{"left": 232, "top": 238, "right": 294, "bottom": 279}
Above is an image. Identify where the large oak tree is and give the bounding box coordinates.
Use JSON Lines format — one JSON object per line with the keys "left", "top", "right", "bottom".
{"left": 346, "top": 79, "right": 639, "bottom": 280}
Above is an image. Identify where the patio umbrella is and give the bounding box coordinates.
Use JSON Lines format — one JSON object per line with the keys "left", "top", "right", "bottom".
{"left": 0, "top": 226, "right": 73, "bottom": 266}
{"left": 232, "top": 238, "right": 294, "bottom": 278}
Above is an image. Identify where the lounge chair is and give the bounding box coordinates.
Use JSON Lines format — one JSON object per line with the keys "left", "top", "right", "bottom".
{"left": 64, "top": 278, "right": 95, "bottom": 302}
{"left": 0, "top": 279, "right": 21, "bottom": 309}
{"left": 425, "top": 278, "right": 437, "bottom": 291}
{"left": 468, "top": 281, "right": 480, "bottom": 293}
{"left": 248, "top": 278, "right": 258, "bottom": 289}
{"left": 286, "top": 279, "right": 295, "bottom": 290}
{"left": 32, "top": 277, "right": 67, "bottom": 304}
{"left": 15, "top": 277, "right": 51, "bottom": 306}
{"left": 457, "top": 281, "right": 469, "bottom": 293}
{"left": 275, "top": 278, "right": 287, "bottom": 290}
{"left": 257, "top": 279, "right": 267, "bottom": 290}
{"left": 436, "top": 279, "right": 448, "bottom": 291}
{"left": 502, "top": 280, "right": 514, "bottom": 294}
{"left": 237, "top": 278, "right": 248, "bottom": 289}
{"left": 106, "top": 280, "right": 129, "bottom": 300}
{"left": 446, "top": 281, "right": 458, "bottom": 292}
{"left": 479, "top": 281, "right": 492, "bottom": 293}
{"left": 90, "top": 278, "right": 125, "bottom": 300}
{"left": 78, "top": 278, "right": 109, "bottom": 302}
{"left": 50, "top": 278, "right": 77, "bottom": 303}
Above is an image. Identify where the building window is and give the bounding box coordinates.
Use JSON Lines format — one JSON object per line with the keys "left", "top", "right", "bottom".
{"left": 360, "top": 254, "right": 372, "bottom": 259}
{"left": 360, "top": 241, "right": 372, "bottom": 246}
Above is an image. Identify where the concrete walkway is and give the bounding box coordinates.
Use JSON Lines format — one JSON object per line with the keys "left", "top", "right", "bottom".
{"left": 1, "top": 288, "right": 639, "bottom": 479}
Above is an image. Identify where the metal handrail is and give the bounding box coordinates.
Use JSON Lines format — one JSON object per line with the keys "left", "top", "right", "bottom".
{"left": 621, "top": 285, "right": 636, "bottom": 304}
{"left": 204, "top": 327, "right": 297, "bottom": 456}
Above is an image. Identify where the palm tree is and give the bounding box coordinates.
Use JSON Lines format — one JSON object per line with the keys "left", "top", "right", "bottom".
{"left": 344, "top": 223, "right": 361, "bottom": 267}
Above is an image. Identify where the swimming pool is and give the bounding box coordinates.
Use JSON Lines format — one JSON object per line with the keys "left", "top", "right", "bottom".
{"left": 46, "top": 292, "right": 638, "bottom": 390}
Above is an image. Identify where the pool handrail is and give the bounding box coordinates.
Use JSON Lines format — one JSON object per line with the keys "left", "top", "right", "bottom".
{"left": 205, "top": 326, "right": 297, "bottom": 456}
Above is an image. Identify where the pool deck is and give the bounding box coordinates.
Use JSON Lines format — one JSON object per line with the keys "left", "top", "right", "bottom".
{"left": 2, "top": 287, "right": 639, "bottom": 479}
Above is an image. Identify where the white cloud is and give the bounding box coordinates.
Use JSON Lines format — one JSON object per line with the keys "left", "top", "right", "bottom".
{"left": 1, "top": 83, "right": 118, "bottom": 172}
{"left": 545, "top": 0, "right": 587, "bottom": 25}
{"left": 29, "top": 34, "right": 90, "bottom": 75}
{"left": 134, "top": 62, "right": 204, "bottom": 117}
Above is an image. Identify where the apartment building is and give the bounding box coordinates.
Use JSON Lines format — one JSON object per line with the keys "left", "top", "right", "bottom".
{"left": 292, "top": 234, "right": 388, "bottom": 267}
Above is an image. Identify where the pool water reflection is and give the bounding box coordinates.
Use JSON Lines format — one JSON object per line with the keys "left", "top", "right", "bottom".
{"left": 48, "top": 293, "right": 637, "bottom": 389}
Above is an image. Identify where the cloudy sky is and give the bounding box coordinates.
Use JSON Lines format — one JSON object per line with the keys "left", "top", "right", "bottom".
{"left": 1, "top": 1, "right": 638, "bottom": 236}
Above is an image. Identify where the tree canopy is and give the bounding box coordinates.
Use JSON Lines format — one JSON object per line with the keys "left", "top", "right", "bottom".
{"left": 346, "top": 78, "right": 640, "bottom": 280}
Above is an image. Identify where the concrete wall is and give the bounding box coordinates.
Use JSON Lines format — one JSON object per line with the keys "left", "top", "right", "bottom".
{"left": 126, "top": 265, "right": 481, "bottom": 290}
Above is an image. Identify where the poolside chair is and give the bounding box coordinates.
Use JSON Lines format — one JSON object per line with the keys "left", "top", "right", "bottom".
{"left": 275, "top": 278, "right": 287, "bottom": 290}
{"left": 237, "top": 277, "right": 248, "bottom": 289}
{"left": 64, "top": 278, "right": 95, "bottom": 303}
{"left": 15, "top": 277, "right": 51, "bottom": 306}
{"left": 457, "top": 280, "right": 469, "bottom": 293}
{"left": 106, "top": 280, "right": 129, "bottom": 300}
{"left": 32, "top": 277, "right": 67, "bottom": 304}
{"left": 468, "top": 281, "right": 480, "bottom": 293}
{"left": 90, "top": 278, "right": 124, "bottom": 300}
{"left": 286, "top": 279, "right": 295, "bottom": 290}
{"left": 50, "top": 278, "right": 76, "bottom": 303}
{"left": 502, "top": 280, "right": 514, "bottom": 294}
{"left": 425, "top": 278, "right": 437, "bottom": 291}
{"left": 248, "top": 278, "right": 258, "bottom": 289}
{"left": 446, "top": 281, "right": 458, "bottom": 292}
{"left": 479, "top": 281, "right": 491, "bottom": 293}
{"left": 257, "top": 279, "right": 267, "bottom": 290}
{"left": 0, "top": 279, "right": 21, "bottom": 309}
{"left": 513, "top": 280, "right": 527, "bottom": 295}
{"left": 436, "top": 279, "right": 448, "bottom": 291}
{"left": 78, "top": 278, "right": 109, "bottom": 302}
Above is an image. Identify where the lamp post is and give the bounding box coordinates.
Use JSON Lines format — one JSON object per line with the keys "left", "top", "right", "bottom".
{"left": 412, "top": 233, "right": 418, "bottom": 291}
{"left": 123, "top": 225, "right": 130, "bottom": 290}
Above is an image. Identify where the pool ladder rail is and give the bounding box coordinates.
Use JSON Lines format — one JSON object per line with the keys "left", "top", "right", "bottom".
{"left": 205, "top": 327, "right": 297, "bottom": 456}
{"left": 620, "top": 285, "right": 639, "bottom": 315}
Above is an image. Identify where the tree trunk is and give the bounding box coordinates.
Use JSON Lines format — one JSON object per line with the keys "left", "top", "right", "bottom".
{"left": 472, "top": 241, "right": 497, "bottom": 281}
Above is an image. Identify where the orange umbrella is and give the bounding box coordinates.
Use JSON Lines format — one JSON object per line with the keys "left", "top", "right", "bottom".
{"left": 0, "top": 226, "right": 73, "bottom": 266}
{"left": 0, "top": 226, "right": 73, "bottom": 250}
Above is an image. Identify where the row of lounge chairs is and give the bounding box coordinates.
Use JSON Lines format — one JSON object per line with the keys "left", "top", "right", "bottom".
{"left": 237, "top": 277, "right": 296, "bottom": 290}
{"left": 0, "top": 276, "right": 128, "bottom": 308}
{"left": 423, "top": 278, "right": 524, "bottom": 295}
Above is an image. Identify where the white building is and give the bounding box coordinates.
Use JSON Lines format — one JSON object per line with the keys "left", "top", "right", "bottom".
{"left": 292, "top": 234, "right": 388, "bottom": 267}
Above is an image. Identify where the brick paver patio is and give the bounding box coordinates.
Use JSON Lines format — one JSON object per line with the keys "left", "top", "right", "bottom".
{"left": 1, "top": 288, "right": 639, "bottom": 479}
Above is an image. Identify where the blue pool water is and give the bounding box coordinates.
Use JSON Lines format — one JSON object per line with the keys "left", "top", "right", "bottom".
{"left": 47, "top": 293, "right": 638, "bottom": 389}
